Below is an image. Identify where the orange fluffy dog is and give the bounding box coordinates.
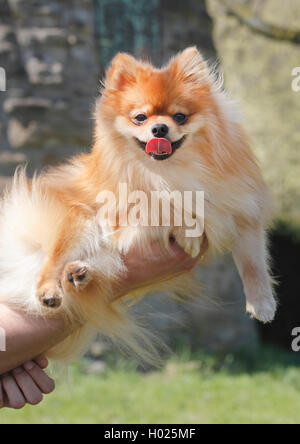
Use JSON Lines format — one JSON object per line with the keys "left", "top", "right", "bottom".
{"left": 0, "top": 47, "right": 276, "bottom": 361}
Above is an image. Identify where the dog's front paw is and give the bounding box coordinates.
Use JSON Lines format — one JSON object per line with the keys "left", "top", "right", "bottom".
{"left": 38, "top": 285, "right": 63, "bottom": 309}
{"left": 172, "top": 229, "right": 202, "bottom": 258}
{"left": 246, "top": 291, "right": 277, "bottom": 324}
{"left": 62, "top": 261, "right": 92, "bottom": 293}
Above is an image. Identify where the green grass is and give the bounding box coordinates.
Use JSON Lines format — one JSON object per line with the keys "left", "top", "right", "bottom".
{"left": 1, "top": 347, "right": 300, "bottom": 424}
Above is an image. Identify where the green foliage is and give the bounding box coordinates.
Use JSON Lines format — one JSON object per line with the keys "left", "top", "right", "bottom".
{"left": 1, "top": 347, "right": 300, "bottom": 424}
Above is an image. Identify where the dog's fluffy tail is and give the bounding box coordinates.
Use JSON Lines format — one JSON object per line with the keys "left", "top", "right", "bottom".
{"left": 0, "top": 168, "right": 68, "bottom": 314}
{"left": 0, "top": 169, "right": 165, "bottom": 366}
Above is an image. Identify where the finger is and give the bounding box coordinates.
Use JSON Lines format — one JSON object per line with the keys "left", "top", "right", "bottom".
{"left": 34, "top": 355, "right": 49, "bottom": 370}
{"left": 171, "top": 234, "right": 209, "bottom": 272}
{"left": 170, "top": 250, "right": 201, "bottom": 274}
{"left": 149, "top": 241, "right": 189, "bottom": 265}
{"left": 1, "top": 373, "right": 26, "bottom": 409}
{"left": 168, "top": 242, "right": 190, "bottom": 261}
{"left": 181, "top": 256, "right": 199, "bottom": 272}
{"left": 12, "top": 367, "right": 43, "bottom": 406}
{"left": 3, "top": 390, "right": 10, "bottom": 408}
{"left": 23, "top": 361, "right": 55, "bottom": 395}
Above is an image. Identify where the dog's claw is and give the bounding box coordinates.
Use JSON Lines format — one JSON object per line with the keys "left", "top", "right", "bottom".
{"left": 172, "top": 229, "right": 203, "bottom": 258}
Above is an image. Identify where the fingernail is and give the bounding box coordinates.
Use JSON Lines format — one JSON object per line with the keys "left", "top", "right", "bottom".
{"left": 24, "top": 361, "right": 35, "bottom": 371}
{"left": 13, "top": 367, "right": 23, "bottom": 375}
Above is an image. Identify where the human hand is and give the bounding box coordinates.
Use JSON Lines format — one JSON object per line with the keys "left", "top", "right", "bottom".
{"left": 114, "top": 235, "right": 208, "bottom": 299}
{"left": 0, "top": 355, "right": 55, "bottom": 409}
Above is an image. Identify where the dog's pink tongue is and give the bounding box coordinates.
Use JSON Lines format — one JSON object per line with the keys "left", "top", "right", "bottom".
{"left": 146, "top": 138, "right": 172, "bottom": 155}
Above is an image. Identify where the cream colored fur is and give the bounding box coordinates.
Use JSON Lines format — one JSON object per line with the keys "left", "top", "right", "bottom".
{"left": 0, "top": 48, "right": 276, "bottom": 363}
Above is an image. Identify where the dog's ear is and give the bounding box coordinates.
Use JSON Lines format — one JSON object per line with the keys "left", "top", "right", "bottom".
{"left": 105, "top": 53, "right": 137, "bottom": 91}
{"left": 170, "top": 47, "right": 208, "bottom": 84}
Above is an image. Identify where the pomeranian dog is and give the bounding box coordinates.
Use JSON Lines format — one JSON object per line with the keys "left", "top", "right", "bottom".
{"left": 0, "top": 47, "right": 276, "bottom": 362}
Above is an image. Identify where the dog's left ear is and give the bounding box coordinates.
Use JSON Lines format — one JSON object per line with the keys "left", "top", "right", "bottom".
{"left": 170, "top": 47, "right": 207, "bottom": 84}
{"left": 105, "top": 53, "right": 137, "bottom": 91}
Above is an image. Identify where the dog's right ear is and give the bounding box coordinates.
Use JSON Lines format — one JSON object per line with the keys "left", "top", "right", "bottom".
{"left": 105, "top": 53, "right": 137, "bottom": 91}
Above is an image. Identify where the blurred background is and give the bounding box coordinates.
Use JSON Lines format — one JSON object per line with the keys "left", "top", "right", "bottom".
{"left": 0, "top": 0, "right": 300, "bottom": 424}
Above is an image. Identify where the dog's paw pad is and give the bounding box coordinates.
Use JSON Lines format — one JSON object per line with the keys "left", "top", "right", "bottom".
{"left": 39, "top": 291, "right": 62, "bottom": 309}
{"left": 64, "top": 261, "right": 91, "bottom": 290}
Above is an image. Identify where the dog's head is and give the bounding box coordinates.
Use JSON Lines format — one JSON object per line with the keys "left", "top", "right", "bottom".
{"left": 97, "top": 47, "right": 218, "bottom": 163}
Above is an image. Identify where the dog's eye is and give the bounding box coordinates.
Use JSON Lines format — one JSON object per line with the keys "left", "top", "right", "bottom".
{"left": 173, "top": 113, "right": 187, "bottom": 124}
{"left": 134, "top": 114, "right": 148, "bottom": 124}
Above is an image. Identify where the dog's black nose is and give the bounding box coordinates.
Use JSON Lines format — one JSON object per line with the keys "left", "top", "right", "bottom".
{"left": 152, "top": 124, "right": 169, "bottom": 138}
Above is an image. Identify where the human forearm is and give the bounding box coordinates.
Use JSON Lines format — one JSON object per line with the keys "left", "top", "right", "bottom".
{"left": 0, "top": 304, "right": 73, "bottom": 374}
{"left": 0, "top": 240, "right": 207, "bottom": 374}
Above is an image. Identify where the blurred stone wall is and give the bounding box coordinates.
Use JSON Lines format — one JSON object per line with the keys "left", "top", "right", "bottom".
{"left": 0, "top": 0, "right": 99, "bottom": 176}
{"left": 0, "top": 0, "right": 258, "bottom": 353}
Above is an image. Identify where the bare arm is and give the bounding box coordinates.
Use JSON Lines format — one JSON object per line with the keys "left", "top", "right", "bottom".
{"left": 0, "top": 306, "right": 73, "bottom": 374}
{"left": 0, "top": 239, "right": 208, "bottom": 375}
